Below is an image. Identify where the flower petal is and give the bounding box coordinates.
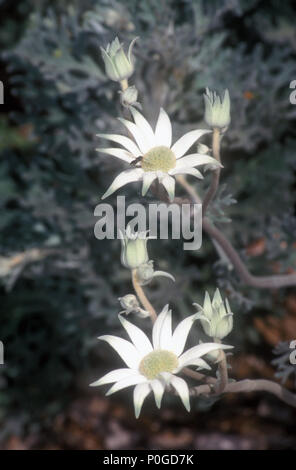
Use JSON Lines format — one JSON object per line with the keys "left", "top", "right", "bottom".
{"left": 175, "top": 154, "right": 221, "bottom": 169}
{"left": 169, "top": 167, "right": 204, "bottom": 179}
{"left": 159, "top": 308, "right": 173, "bottom": 351}
{"left": 101, "top": 168, "right": 143, "bottom": 199}
{"left": 97, "top": 147, "right": 134, "bottom": 163}
{"left": 152, "top": 304, "right": 170, "bottom": 349}
{"left": 118, "top": 117, "right": 151, "bottom": 154}
{"left": 118, "top": 315, "right": 153, "bottom": 356}
{"left": 155, "top": 108, "right": 172, "bottom": 148}
{"left": 171, "top": 129, "right": 212, "bottom": 159}
{"left": 150, "top": 379, "right": 165, "bottom": 409}
{"left": 90, "top": 368, "right": 138, "bottom": 387}
{"left": 160, "top": 174, "right": 175, "bottom": 202}
{"left": 213, "top": 288, "right": 223, "bottom": 307}
{"left": 178, "top": 342, "right": 233, "bottom": 369}
{"left": 156, "top": 306, "right": 173, "bottom": 350}
{"left": 194, "top": 358, "right": 211, "bottom": 370}
{"left": 171, "top": 314, "right": 198, "bottom": 357}
{"left": 170, "top": 376, "right": 190, "bottom": 411}
{"left": 96, "top": 134, "right": 141, "bottom": 156}
{"left": 133, "top": 382, "right": 151, "bottom": 418}
{"left": 130, "top": 107, "right": 155, "bottom": 144}
{"left": 99, "top": 335, "right": 142, "bottom": 368}
{"left": 128, "top": 36, "right": 139, "bottom": 64}
{"left": 225, "top": 297, "right": 232, "bottom": 314}
{"left": 142, "top": 171, "right": 157, "bottom": 196}
{"left": 176, "top": 357, "right": 211, "bottom": 371}
{"left": 106, "top": 374, "right": 147, "bottom": 396}
{"left": 203, "top": 291, "right": 212, "bottom": 315}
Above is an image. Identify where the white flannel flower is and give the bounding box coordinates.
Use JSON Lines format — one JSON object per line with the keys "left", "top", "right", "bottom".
{"left": 97, "top": 107, "right": 221, "bottom": 201}
{"left": 90, "top": 305, "right": 232, "bottom": 418}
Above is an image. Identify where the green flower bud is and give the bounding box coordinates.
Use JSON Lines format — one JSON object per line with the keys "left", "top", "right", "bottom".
{"left": 194, "top": 288, "right": 233, "bottom": 340}
{"left": 136, "top": 260, "right": 175, "bottom": 286}
{"left": 118, "top": 294, "right": 149, "bottom": 318}
{"left": 119, "top": 86, "right": 141, "bottom": 108}
{"left": 120, "top": 226, "right": 149, "bottom": 270}
{"left": 136, "top": 261, "right": 154, "bottom": 285}
{"left": 203, "top": 88, "right": 231, "bottom": 129}
{"left": 119, "top": 294, "right": 140, "bottom": 312}
{"left": 100, "top": 36, "right": 138, "bottom": 82}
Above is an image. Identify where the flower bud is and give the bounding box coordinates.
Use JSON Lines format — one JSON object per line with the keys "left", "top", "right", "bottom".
{"left": 135, "top": 260, "right": 175, "bottom": 286}
{"left": 120, "top": 226, "right": 149, "bottom": 270}
{"left": 194, "top": 288, "right": 233, "bottom": 340}
{"left": 203, "top": 88, "right": 231, "bottom": 129}
{"left": 119, "top": 294, "right": 139, "bottom": 312}
{"left": 119, "top": 86, "right": 140, "bottom": 108}
{"left": 136, "top": 261, "right": 154, "bottom": 285}
{"left": 118, "top": 294, "right": 149, "bottom": 318}
{"left": 100, "top": 37, "right": 137, "bottom": 82}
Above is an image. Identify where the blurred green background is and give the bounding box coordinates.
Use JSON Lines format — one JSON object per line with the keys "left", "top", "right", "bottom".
{"left": 0, "top": 0, "right": 296, "bottom": 450}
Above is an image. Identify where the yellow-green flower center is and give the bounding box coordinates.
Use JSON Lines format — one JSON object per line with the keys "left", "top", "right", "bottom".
{"left": 141, "top": 146, "right": 176, "bottom": 173}
{"left": 139, "top": 349, "right": 178, "bottom": 380}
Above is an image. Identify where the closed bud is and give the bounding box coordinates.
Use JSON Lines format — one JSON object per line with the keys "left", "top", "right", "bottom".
{"left": 203, "top": 88, "right": 231, "bottom": 129}
{"left": 136, "top": 260, "right": 175, "bottom": 286}
{"left": 118, "top": 294, "right": 149, "bottom": 318}
{"left": 100, "top": 37, "right": 138, "bottom": 82}
{"left": 194, "top": 288, "right": 233, "bottom": 340}
{"left": 120, "top": 226, "right": 149, "bottom": 270}
{"left": 136, "top": 261, "right": 154, "bottom": 285}
{"left": 119, "top": 294, "right": 139, "bottom": 312}
{"left": 119, "top": 86, "right": 141, "bottom": 108}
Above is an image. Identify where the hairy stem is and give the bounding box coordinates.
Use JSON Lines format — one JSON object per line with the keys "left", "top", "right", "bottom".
{"left": 203, "top": 217, "right": 296, "bottom": 288}
{"left": 131, "top": 269, "right": 157, "bottom": 323}
{"left": 120, "top": 79, "right": 129, "bottom": 91}
{"left": 214, "top": 339, "right": 229, "bottom": 393}
{"left": 177, "top": 176, "right": 296, "bottom": 289}
{"left": 181, "top": 367, "right": 216, "bottom": 385}
{"left": 202, "top": 127, "right": 221, "bottom": 215}
{"left": 190, "top": 378, "right": 296, "bottom": 408}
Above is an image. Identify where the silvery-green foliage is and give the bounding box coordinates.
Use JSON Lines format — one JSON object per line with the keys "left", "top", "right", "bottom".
{"left": 272, "top": 342, "right": 296, "bottom": 388}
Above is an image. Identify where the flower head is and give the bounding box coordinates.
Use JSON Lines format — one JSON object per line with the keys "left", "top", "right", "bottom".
{"left": 203, "top": 88, "right": 231, "bottom": 129}
{"left": 97, "top": 107, "right": 221, "bottom": 201}
{"left": 100, "top": 37, "right": 137, "bottom": 82}
{"left": 120, "top": 225, "right": 149, "bottom": 270}
{"left": 90, "top": 305, "right": 232, "bottom": 418}
{"left": 194, "top": 289, "right": 233, "bottom": 340}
